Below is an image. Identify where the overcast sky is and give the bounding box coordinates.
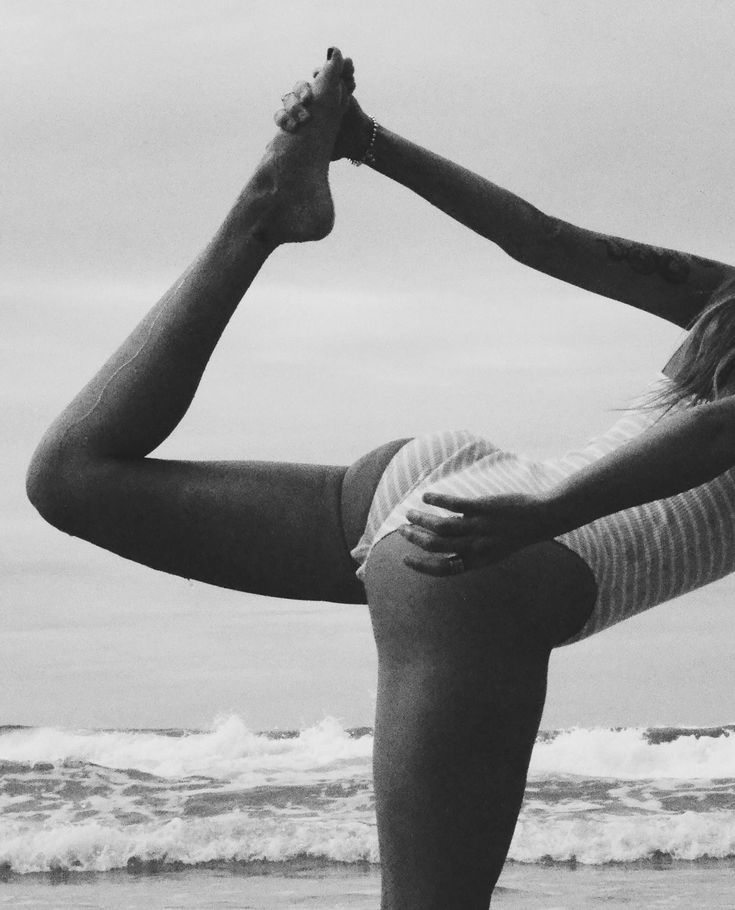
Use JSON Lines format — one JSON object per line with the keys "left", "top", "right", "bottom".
{"left": 4, "top": 0, "right": 735, "bottom": 731}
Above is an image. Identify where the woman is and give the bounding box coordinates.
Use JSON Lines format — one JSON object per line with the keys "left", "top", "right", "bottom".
{"left": 26, "top": 48, "right": 735, "bottom": 908}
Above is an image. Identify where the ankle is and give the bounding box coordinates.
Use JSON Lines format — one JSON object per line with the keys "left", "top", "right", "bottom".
{"left": 223, "top": 165, "right": 283, "bottom": 250}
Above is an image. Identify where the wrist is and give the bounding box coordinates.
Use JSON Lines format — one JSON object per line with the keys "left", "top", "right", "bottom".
{"left": 537, "top": 487, "right": 580, "bottom": 537}
{"left": 350, "top": 116, "right": 379, "bottom": 167}
{"left": 352, "top": 110, "right": 373, "bottom": 153}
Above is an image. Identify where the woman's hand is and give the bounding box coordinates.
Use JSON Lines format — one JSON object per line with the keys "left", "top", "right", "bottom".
{"left": 399, "top": 491, "right": 558, "bottom": 576}
{"left": 274, "top": 57, "right": 374, "bottom": 161}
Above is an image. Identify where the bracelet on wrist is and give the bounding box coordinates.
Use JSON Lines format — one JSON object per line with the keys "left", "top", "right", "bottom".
{"left": 350, "top": 117, "right": 379, "bottom": 167}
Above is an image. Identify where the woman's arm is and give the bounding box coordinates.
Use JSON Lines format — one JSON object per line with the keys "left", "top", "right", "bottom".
{"left": 286, "top": 92, "right": 734, "bottom": 328}
{"left": 366, "top": 125, "right": 734, "bottom": 327}
{"left": 548, "top": 395, "right": 735, "bottom": 528}
{"left": 400, "top": 396, "right": 735, "bottom": 575}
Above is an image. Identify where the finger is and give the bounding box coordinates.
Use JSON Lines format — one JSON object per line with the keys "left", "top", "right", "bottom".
{"left": 422, "top": 491, "right": 486, "bottom": 515}
{"left": 292, "top": 80, "right": 313, "bottom": 103}
{"left": 281, "top": 86, "right": 311, "bottom": 120}
{"left": 404, "top": 538, "right": 517, "bottom": 575}
{"left": 283, "top": 97, "right": 311, "bottom": 123}
{"left": 280, "top": 91, "right": 298, "bottom": 111}
{"left": 405, "top": 509, "right": 469, "bottom": 537}
{"left": 403, "top": 553, "right": 466, "bottom": 577}
{"left": 398, "top": 524, "right": 473, "bottom": 554}
{"left": 282, "top": 88, "right": 311, "bottom": 122}
{"left": 273, "top": 108, "right": 297, "bottom": 132}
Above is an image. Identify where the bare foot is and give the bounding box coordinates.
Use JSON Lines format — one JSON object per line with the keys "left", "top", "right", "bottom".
{"left": 275, "top": 58, "right": 371, "bottom": 163}
{"left": 258, "top": 48, "right": 352, "bottom": 244}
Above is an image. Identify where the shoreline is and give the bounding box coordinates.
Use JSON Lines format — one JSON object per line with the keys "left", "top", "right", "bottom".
{"left": 3, "top": 853, "right": 735, "bottom": 881}
{"left": 2, "top": 861, "right": 735, "bottom": 909}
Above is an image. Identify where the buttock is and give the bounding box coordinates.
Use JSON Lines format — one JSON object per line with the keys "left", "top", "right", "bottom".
{"left": 350, "top": 430, "right": 546, "bottom": 576}
{"left": 351, "top": 427, "right": 735, "bottom": 647}
{"left": 351, "top": 377, "right": 735, "bottom": 644}
{"left": 350, "top": 430, "right": 601, "bottom": 644}
{"left": 365, "top": 527, "right": 597, "bottom": 652}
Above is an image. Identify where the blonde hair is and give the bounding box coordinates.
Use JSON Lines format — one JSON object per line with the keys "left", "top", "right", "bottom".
{"left": 657, "top": 277, "right": 735, "bottom": 410}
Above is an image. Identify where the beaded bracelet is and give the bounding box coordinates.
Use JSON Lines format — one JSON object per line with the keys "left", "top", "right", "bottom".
{"left": 350, "top": 117, "right": 379, "bottom": 167}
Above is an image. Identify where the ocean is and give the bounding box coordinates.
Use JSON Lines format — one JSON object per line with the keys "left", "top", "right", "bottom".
{"left": 1, "top": 717, "right": 734, "bottom": 907}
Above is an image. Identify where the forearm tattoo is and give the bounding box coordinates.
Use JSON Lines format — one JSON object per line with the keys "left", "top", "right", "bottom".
{"left": 596, "top": 237, "right": 693, "bottom": 285}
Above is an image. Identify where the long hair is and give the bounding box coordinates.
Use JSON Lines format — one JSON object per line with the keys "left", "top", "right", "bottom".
{"left": 655, "top": 276, "right": 735, "bottom": 411}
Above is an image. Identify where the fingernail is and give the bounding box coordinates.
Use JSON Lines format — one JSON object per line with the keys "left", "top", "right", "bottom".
{"left": 327, "top": 47, "right": 334, "bottom": 60}
{"left": 296, "top": 108, "right": 310, "bottom": 122}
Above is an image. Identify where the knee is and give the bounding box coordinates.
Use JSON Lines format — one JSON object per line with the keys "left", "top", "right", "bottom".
{"left": 26, "top": 437, "right": 80, "bottom": 533}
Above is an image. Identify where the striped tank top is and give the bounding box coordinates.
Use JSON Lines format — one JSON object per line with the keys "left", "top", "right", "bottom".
{"left": 351, "top": 375, "right": 735, "bottom": 645}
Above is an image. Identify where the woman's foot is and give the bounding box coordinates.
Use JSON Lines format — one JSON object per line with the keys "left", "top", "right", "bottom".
{"left": 275, "top": 57, "right": 372, "bottom": 165}
{"left": 257, "top": 48, "right": 353, "bottom": 244}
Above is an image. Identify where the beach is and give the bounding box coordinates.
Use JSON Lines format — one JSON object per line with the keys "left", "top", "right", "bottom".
{"left": 3, "top": 861, "right": 735, "bottom": 908}
{"left": 6, "top": 3, "right": 735, "bottom": 908}
{"left": 1, "top": 719, "right": 734, "bottom": 907}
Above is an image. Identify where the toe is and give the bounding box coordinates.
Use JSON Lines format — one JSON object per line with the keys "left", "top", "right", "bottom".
{"left": 342, "top": 57, "right": 356, "bottom": 94}
{"left": 315, "top": 46, "right": 344, "bottom": 93}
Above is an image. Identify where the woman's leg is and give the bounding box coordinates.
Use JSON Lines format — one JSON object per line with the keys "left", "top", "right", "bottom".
{"left": 365, "top": 530, "right": 595, "bottom": 909}
{"left": 26, "top": 50, "right": 382, "bottom": 602}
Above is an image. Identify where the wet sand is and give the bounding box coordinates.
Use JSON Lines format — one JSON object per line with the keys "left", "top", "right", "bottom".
{"left": 2, "top": 860, "right": 735, "bottom": 909}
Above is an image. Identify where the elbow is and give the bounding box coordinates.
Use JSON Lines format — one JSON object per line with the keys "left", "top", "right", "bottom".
{"left": 682, "top": 404, "right": 735, "bottom": 484}
{"left": 703, "top": 400, "right": 735, "bottom": 448}
{"left": 502, "top": 207, "right": 559, "bottom": 270}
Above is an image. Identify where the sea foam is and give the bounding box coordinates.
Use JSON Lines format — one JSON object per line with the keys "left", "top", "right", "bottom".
{"left": 1, "top": 717, "right": 734, "bottom": 873}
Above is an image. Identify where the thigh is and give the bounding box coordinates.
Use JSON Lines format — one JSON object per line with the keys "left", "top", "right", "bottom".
{"left": 63, "top": 456, "right": 360, "bottom": 601}
{"left": 62, "top": 439, "right": 411, "bottom": 605}
{"left": 365, "top": 530, "right": 597, "bottom": 658}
